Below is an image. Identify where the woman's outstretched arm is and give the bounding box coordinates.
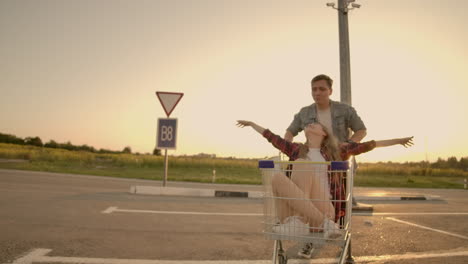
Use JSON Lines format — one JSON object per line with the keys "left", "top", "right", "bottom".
{"left": 236, "top": 120, "right": 266, "bottom": 134}
{"left": 375, "top": 136, "right": 414, "bottom": 148}
{"left": 342, "top": 136, "right": 414, "bottom": 160}
{"left": 237, "top": 120, "right": 302, "bottom": 159}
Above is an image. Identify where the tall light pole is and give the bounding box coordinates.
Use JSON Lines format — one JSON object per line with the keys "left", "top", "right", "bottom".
{"left": 327, "top": 2, "right": 361, "bottom": 263}
{"left": 327, "top": 0, "right": 360, "bottom": 106}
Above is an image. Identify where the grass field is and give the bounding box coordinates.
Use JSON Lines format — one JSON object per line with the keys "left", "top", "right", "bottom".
{"left": 0, "top": 143, "right": 466, "bottom": 188}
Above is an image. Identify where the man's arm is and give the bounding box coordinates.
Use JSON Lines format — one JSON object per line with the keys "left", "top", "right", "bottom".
{"left": 349, "top": 129, "right": 367, "bottom": 143}
{"left": 284, "top": 130, "right": 294, "bottom": 142}
{"left": 284, "top": 112, "right": 303, "bottom": 142}
{"left": 347, "top": 106, "right": 367, "bottom": 143}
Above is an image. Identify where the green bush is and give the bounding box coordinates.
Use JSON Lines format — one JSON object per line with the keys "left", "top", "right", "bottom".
{"left": 0, "top": 143, "right": 465, "bottom": 188}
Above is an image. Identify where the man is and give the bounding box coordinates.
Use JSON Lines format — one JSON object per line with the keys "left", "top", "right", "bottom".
{"left": 284, "top": 74, "right": 366, "bottom": 145}
{"left": 284, "top": 74, "right": 366, "bottom": 259}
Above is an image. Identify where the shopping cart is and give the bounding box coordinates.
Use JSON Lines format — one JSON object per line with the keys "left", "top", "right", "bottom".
{"left": 258, "top": 159, "right": 353, "bottom": 264}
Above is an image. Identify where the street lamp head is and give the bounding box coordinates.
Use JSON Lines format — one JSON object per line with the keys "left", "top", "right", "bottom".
{"left": 351, "top": 3, "right": 361, "bottom": 8}
{"left": 348, "top": 0, "right": 356, "bottom": 3}
{"left": 326, "top": 2, "right": 335, "bottom": 7}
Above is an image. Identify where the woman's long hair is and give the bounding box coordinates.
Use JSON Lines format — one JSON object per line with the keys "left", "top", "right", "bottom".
{"left": 321, "top": 125, "right": 341, "bottom": 161}
{"left": 298, "top": 123, "right": 341, "bottom": 161}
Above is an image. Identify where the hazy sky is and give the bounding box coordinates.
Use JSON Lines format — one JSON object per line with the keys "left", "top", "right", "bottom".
{"left": 1, "top": 0, "right": 467, "bottom": 162}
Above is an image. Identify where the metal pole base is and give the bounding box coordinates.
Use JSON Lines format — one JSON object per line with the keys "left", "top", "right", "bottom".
{"left": 352, "top": 196, "right": 374, "bottom": 211}
{"left": 345, "top": 256, "right": 355, "bottom": 264}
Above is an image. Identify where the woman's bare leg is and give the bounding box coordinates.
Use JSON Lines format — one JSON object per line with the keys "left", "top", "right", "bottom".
{"left": 290, "top": 162, "right": 335, "bottom": 221}
{"left": 273, "top": 190, "right": 293, "bottom": 223}
{"left": 272, "top": 172, "right": 324, "bottom": 227}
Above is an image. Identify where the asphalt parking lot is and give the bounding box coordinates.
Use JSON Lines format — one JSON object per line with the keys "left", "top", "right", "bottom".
{"left": 1, "top": 169, "right": 467, "bottom": 264}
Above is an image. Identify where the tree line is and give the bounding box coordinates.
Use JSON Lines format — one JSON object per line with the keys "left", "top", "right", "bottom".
{"left": 424, "top": 157, "right": 468, "bottom": 170}
{"left": 366, "top": 157, "right": 468, "bottom": 171}
{"left": 0, "top": 132, "right": 162, "bottom": 155}
{"left": 0, "top": 132, "right": 466, "bottom": 168}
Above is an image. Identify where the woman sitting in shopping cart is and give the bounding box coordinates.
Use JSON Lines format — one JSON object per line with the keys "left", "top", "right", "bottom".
{"left": 237, "top": 120, "right": 413, "bottom": 239}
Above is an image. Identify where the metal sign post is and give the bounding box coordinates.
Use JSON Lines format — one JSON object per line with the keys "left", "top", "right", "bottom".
{"left": 157, "top": 118, "right": 177, "bottom": 186}
{"left": 155, "top": 91, "right": 183, "bottom": 187}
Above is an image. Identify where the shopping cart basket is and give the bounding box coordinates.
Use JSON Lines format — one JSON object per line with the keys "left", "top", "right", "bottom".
{"left": 258, "top": 160, "right": 353, "bottom": 264}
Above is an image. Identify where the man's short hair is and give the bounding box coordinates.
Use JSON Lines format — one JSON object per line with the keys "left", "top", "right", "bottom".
{"left": 311, "top": 74, "right": 333, "bottom": 88}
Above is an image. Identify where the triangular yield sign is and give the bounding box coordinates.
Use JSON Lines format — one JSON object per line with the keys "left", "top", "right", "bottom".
{"left": 156, "top": 91, "right": 184, "bottom": 117}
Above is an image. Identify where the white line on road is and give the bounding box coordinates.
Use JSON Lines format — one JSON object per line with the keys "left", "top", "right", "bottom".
{"left": 8, "top": 248, "right": 52, "bottom": 264}
{"left": 386, "top": 217, "right": 468, "bottom": 240}
{"left": 11, "top": 248, "right": 468, "bottom": 264}
{"left": 103, "top": 207, "right": 468, "bottom": 217}
{"left": 101, "top": 206, "right": 118, "bottom": 214}
{"left": 354, "top": 212, "right": 468, "bottom": 216}
{"left": 101, "top": 206, "right": 263, "bottom": 216}
{"left": 355, "top": 249, "right": 468, "bottom": 263}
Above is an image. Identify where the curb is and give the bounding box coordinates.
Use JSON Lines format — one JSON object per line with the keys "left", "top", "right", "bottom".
{"left": 353, "top": 203, "right": 374, "bottom": 212}
{"left": 130, "top": 186, "right": 263, "bottom": 198}
{"left": 354, "top": 195, "right": 442, "bottom": 201}
{"left": 130, "top": 186, "right": 441, "bottom": 201}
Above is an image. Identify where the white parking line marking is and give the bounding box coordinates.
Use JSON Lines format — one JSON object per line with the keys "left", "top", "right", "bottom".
{"left": 355, "top": 249, "right": 468, "bottom": 263}
{"left": 103, "top": 207, "right": 468, "bottom": 217}
{"left": 11, "top": 248, "right": 468, "bottom": 264}
{"left": 354, "top": 212, "right": 468, "bottom": 216}
{"left": 102, "top": 206, "right": 262, "bottom": 216}
{"left": 386, "top": 217, "right": 468, "bottom": 240}
{"left": 101, "top": 206, "right": 117, "bottom": 214}
{"left": 9, "top": 248, "right": 52, "bottom": 264}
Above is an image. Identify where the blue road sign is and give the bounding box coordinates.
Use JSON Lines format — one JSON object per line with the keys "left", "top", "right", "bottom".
{"left": 157, "top": 118, "right": 177, "bottom": 149}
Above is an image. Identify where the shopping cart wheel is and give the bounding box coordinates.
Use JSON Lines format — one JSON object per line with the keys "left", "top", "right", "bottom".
{"left": 276, "top": 241, "right": 287, "bottom": 264}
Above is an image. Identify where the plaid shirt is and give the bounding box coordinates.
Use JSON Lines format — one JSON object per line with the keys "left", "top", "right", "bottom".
{"left": 262, "top": 129, "right": 376, "bottom": 221}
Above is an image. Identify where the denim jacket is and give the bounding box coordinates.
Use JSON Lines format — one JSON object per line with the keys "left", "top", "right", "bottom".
{"left": 286, "top": 100, "right": 366, "bottom": 143}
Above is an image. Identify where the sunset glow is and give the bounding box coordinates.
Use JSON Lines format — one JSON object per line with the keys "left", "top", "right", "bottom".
{"left": 1, "top": 0, "right": 467, "bottom": 162}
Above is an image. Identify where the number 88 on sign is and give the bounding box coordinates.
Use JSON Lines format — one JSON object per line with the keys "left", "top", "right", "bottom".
{"left": 157, "top": 118, "right": 177, "bottom": 149}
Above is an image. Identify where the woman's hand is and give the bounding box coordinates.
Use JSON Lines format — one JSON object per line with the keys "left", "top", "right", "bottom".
{"left": 236, "top": 120, "right": 266, "bottom": 134}
{"left": 398, "top": 136, "right": 414, "bottom": 148}
{"left": 236, "top": 120, "right": 253, "bottom": 128}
